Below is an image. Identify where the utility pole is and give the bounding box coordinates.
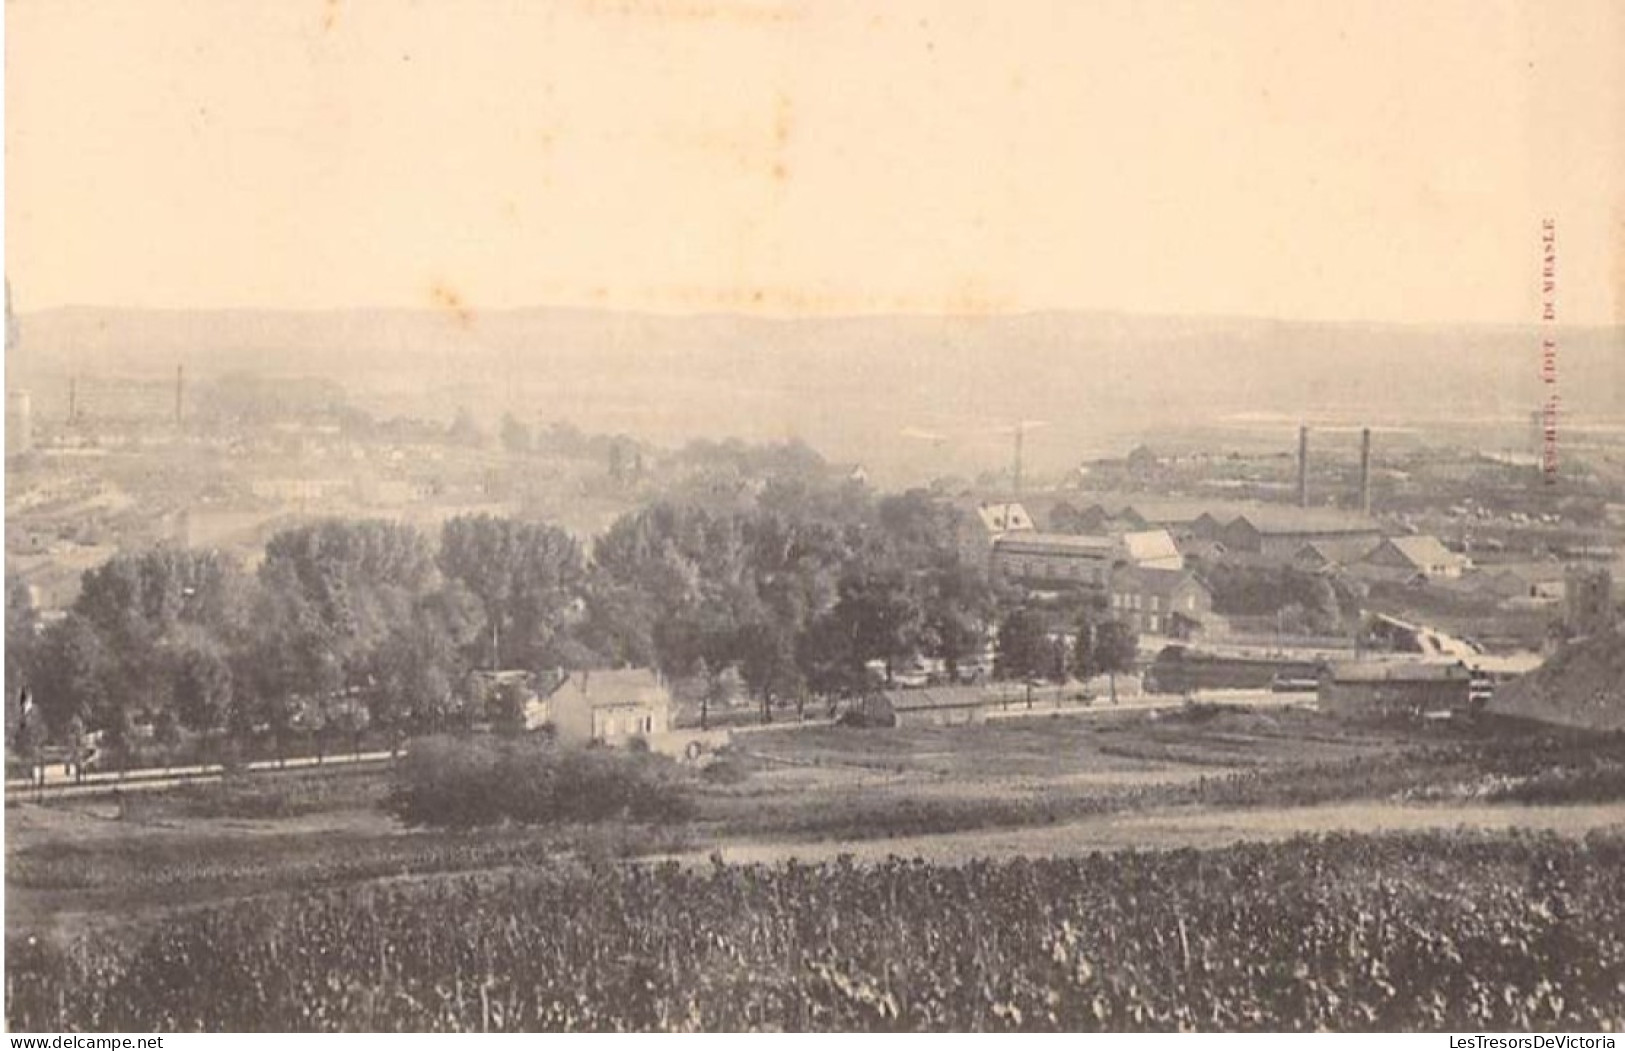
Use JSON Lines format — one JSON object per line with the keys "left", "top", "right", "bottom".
{"left": 1297, "top": 425, "right": 1310, "bottom": 508}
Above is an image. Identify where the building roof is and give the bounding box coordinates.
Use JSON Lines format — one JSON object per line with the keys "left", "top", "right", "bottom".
{"left": 1176, "top": 536, "right": 1227, "bottom": 559}
{"left": 1326, "top": 660, "right": 1472, "bottom": 683}
{"left": 1371, "top": 535, "right": 1468, "bottom": 570}
{"left": 1112, "top": 565, "right": 1208, "bottom": 599}
{"left": 884, "top": 685, "right": 997, "bottom": 712}
{"left": 1069, "top": 492, "right": 1233, "bottom": 525}
{"left": 976, "top": 501, "right": 1035, "bottom": 533}
{"left": 1121, "top": 529, "right": 1182, "bottom": 565}
{"left": 1485, "top": 560, "right": 1569, "bottom": 585}
{"left": 995, "top": 531, "right": 1118, "bottom": 555}
{"left": 1296, "top": 537, "right": 1383, "bottom": 567}
{"left": 1232, "top": 506, "right": 1383, "bottom": 537}
{"left": 568, "top": 668, "right": 671, "bottom": 709}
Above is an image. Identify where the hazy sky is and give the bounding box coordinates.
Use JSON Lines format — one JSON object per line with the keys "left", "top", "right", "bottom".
{"left": 6, "top": 0, "right": 1622, "bottom": 324}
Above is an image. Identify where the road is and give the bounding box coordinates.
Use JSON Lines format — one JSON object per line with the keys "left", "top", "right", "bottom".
{"left": 980, "top": 687, "right": 1314, "bottom": 722}
{"left": 6, "top": 749, "right": 397, "bottom": 801}
{"left": 7, "top": 690, "right": 1311, "bottom": 800}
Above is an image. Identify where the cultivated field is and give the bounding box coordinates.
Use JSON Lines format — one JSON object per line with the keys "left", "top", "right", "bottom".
{"left": 9, "top": 833, "right": 1623, "bottom": 1031}
{"left": 7, "top": 706, "right": 1624, "bottom": 1031}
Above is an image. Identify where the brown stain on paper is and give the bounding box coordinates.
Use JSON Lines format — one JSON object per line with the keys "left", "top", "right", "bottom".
{"left": 430, "top": 282, "right": 476, "bottom": 328}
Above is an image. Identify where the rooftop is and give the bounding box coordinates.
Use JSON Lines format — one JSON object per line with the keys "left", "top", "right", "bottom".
{"left": 1112, "top": 565, "right": 1206, "bottom": 598}
{"left": 1121, "top": 528, "right": 1182, "bottom": 564}
{"left": 1326, "top": 660, "right": 1472, "bottom": 683}
{"left": 1376, "top": 534, "right": 1468, "bottom": 568}
{"left": 1232, "top": 506, "right": 1383, "bottom": 536}
{"left": 995, "top": 531, "right": 1118, "bottom": 554}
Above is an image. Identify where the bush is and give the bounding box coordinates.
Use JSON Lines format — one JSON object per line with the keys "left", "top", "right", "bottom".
{"left": 387, "top": 735, "right": 695, "bottom": 828}
{"left": 699, "top": 754, "right": 753, "bottom": 785}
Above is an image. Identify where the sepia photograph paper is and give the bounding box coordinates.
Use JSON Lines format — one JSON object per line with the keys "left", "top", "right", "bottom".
{"left": 4, "top": 0, "right": 1624, "bottom": 1035}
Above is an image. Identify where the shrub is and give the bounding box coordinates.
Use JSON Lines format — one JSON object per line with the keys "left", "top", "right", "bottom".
{"left": 387, "top": 734, "right": 695, "bottom": 828}
{"left": 699, "top": 754, "right": 753, "bottom": 785}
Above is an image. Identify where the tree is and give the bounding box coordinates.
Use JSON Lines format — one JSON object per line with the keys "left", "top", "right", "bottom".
{"left": 366, "top": 585, "right": 481, "bottom": 736}
{"left": 253, "top": 519, "right": 439, "bottom": 711}
{"left": 797, "top": 609, "right": 868, "bottom": 705}
{"left": 1094, "top": 619, "right": 1140, "bottom": 704}
{"left": 738, "top": 620, "right": 803, "bottom": 723}
{"left": 828, "top": 567, "right": 921, "bottom": 685}
{"left": 995, "top": 607, "right": 1050, "bottom": 683}
{"left": 73, "top": 547, "right": 250, "bottom": 727}
{"left": 5, "top": 575, "right": 38, "bottom": 740}
{"left": 30, "top": 614, "right": 113, "bottom": 739}
{"left": 919, "top": 562, "right": 995, "bottom": 683}
{"left": 577, "top": 579, "right": 657, "bottom": 669}
{"left": 1070, "top": 609, "right": 1101, "bottom": 688}
{"left": 438, "top": 515, "right": 588, "bottom": 671}
{"left": 64, "top": 714, "right": 88, "bottom": 782}
{"left": 173, "top": 638, "right": 234, "bottom": 758}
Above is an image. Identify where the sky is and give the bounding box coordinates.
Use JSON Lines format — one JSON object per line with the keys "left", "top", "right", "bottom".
{"left": 5, "top": 0, "right": 1623, "bottom": 325}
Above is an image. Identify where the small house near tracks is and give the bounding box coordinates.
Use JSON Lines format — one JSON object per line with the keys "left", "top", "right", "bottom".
{"left": 879, "top": 685, "right": 995, "bottom": 728}
{"left": 1318, "top": 661, "right": 1475, "bottom": 721}
{"left": 549, "top": 668, "right": 674, "bottom": 744}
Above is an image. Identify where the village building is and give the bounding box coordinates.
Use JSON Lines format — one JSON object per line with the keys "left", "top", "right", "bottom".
{"left": 1109, "top": 566, "right": 1213, "bottom": 636}
{"left": 991, "top": 525, "right": 1189, "bottom": 592}
{"left": 1218, "top": 508, "right": 1384, "bottom": 559}
{"left": 546, "top": 667, "right": 674, "bottom": 745}
{"left": 1361, "top": 535, "right": 1470, "bottom": 580}
{"left": 975, "top": 500, "right": 1035, "bottom": 534}
{"left": 1292, "top": 537, "right": 1383, "bottom": 573}
{"left": 1318, "top": 661, "right": 1475, "bottom": 720}
{"left": 991, "top": 532, "right": 1118, "bottom": 589}
{"left": 1119, "top": 529, "right": 1184, "bottom": 570}
{"left": 882, "top": 685, "right": 995, "bottom": 728}
{"left": 1454, "top": 562, "right": 1565, "bottom": 605}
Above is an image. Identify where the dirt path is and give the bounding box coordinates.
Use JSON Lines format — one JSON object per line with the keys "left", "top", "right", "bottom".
{"left": 668, "top": 801, "right": 1625, "bottom": 866}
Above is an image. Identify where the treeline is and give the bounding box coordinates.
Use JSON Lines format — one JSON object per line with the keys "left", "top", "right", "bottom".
{"left": 8, "top": 483, "right": 1132, "bottom": 764}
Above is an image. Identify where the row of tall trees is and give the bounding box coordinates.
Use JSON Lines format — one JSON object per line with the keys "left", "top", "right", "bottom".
{"left": 8, "top": 515, "right": 588, "bottom": 763}
{"left": 8, "top": 485, "right": 1145, "bottom": 759}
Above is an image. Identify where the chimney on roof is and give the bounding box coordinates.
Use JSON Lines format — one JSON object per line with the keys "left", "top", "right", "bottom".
{"left": 1297, "top": 425, "right": 1310, "bottom": 508}
{"left": 1358, "top": 427, "right": 1372, "bottom": 516}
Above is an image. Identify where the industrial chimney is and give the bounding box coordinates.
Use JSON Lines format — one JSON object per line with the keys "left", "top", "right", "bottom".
{"left": 1012, "top": 421, "right": 1024, "bottom": 496}
{"left": 1358, "top": 427, "right": 1372, "bottom": 516}
{"left": 175, "top": 365, "right": 184, "bottom": 425}
{"left": 1297, "top": 425, "right": 1309, "bottom": 508}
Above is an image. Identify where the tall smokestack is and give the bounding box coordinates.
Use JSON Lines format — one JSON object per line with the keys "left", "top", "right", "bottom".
{"left": 1012, "top": 422, "right": 1024, "bottom": 496}
{"left": 1358, "top": 427, "right": 1372, "bottom": 516}
{"left": 175, "top": 365, "right": 184, "bottom": 425}
{"left": 1297, "top": 425, "right": 1310, "bottom": 508}
{"left": 67, "top": 376, "right": 76, "bottom": 423}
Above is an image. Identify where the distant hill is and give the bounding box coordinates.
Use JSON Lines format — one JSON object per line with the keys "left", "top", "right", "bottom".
{"left": 8, "top": 306, "right": 1622, "bottom": 482}
{"left": 1492, "top": 629, "right": 1625, "bottom": 731}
